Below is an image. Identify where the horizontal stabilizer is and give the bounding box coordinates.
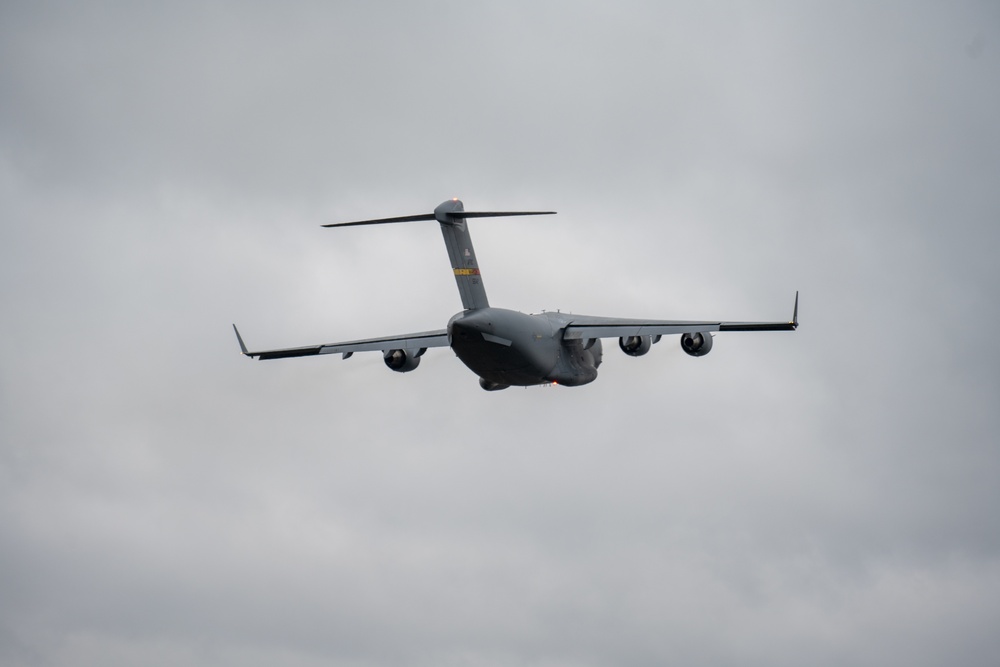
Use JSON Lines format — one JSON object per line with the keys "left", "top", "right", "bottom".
{"left": 450, "top": 211, "right": 556, "bottom": 219}
{"left": 324, "top": 209, "right": 555, "bottom": 228}
{"left": 323, "top": 213, "right": 436, "bottom": 228}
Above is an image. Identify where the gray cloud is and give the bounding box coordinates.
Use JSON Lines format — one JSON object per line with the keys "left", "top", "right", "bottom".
{"left": 2, "top": 2, "right": 999, "bottom": 666}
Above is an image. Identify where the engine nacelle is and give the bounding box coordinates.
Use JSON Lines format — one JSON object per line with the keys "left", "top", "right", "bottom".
{"left": 479, "top": 377, "right": 510, "bottom": 391}
{"left": 619, "top": 335, "right": 652, "bottom": 357}
{"left": 383, "top": 348, "right": 423, "bottom": 372}
{"left": 680, "top": 332, "right": 713, "bottom": 357}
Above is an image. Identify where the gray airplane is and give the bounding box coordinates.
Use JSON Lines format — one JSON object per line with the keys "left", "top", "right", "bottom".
{"left": 233, "top": 198, "right": 798, "bottom": 390}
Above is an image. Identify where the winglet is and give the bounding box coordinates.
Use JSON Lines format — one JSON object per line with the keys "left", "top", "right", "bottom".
{"left": 792, "top": 291, "right": 799, "bottom": 329}
{"left": 233, "top": 324, "right": 251, "bottom": 356}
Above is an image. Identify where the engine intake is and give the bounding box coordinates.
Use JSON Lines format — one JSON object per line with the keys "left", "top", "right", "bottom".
{"left": 383, "top": 348, "right": 423, "bottom": 372}
{"left": 680, "top": 332, "right": 713, "bottom": 357}
{"left": 619, "top": 335, "right": 652, "bottom": 357}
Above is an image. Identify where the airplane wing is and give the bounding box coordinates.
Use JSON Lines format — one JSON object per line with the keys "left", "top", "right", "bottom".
{"left": 563, "top": 292, "right": 799, "bottom": 340}
{"left": 233, "top": 325, "right": 450, "bottom": 360}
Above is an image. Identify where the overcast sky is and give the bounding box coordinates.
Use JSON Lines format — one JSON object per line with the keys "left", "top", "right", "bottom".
{"left": 2, "top": 2, "right": 999, "bottom": 666}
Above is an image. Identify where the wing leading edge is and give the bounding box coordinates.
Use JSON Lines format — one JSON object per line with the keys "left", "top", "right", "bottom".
{"left": 563, "top": 292, "right": 799, "bottom": 340}
{"left": 233, "top": 325, "right": 450, "bottom": 360}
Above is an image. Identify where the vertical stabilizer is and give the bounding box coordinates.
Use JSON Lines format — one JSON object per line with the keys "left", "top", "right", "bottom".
{"left": 435, "top": 199, "right": 490, "bottom": 310}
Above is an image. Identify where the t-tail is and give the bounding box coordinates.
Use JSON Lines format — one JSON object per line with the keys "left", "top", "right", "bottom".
{"left": 323, "top": 199, "right": 555, "bottom": 311}
{"left": 434, "top": 198, "right": 490, "bottom": 310}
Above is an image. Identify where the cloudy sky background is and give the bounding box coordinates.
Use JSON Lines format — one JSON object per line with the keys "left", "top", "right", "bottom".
{"left": 2, "top": 2, "right": 999, "bottom": 665}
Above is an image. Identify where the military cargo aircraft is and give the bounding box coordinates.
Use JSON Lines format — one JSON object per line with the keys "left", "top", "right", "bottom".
{"left": 234, "top": 198, "right": 798, "bottom": 390}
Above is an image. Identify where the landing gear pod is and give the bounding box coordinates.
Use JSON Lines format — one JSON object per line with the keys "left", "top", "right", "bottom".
{"left": 479, "top": 377, "right": 510, "bottom": 391}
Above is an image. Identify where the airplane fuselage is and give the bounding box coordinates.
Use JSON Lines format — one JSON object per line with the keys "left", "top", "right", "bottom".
{"left": 448, "top": 308, "right": 603, "bottom": 389}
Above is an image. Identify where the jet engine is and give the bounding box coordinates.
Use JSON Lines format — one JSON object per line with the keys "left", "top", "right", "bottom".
{"left": 619, "top": 335, "right": 652, "bottom": 357}
{"left": 383, "top": 348, "right": 423, "bottom": 372}
{"left": 680, "top": 332, "right": 713, "bottom": 357}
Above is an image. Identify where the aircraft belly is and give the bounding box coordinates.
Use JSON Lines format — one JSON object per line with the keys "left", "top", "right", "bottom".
{"left": 449, "top": 309, "right": 559, "bottom": 386}
{"left": 451, "top": 336, "right": 553, "bottom": 385}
